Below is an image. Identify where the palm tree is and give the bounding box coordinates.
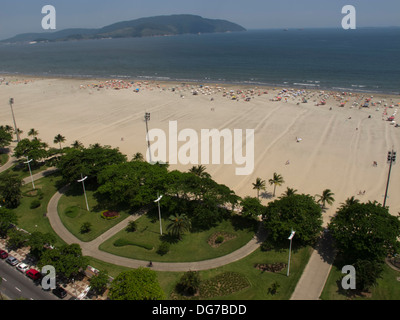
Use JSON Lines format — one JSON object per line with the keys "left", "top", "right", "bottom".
{"left": 28, "top": 128, "right": 39, "bottom": 139}
{"left": 167, "top": 213, "right": 191, "bottom": 240}
{"left": 252, "top": 177, "right": 266, "bottom": 199}
{"left": 132, "top": 152, "right": 144, "bottom": 161}
{"left": 53, "top": 134, "right": 66, "bottom": 150}
{"left": 316, "top": 189, "right": 335, "bottom": 209}
{"left": 269, "top": 172, "right": 285, "bottom": 197}
{"left": 339, "top": 196, "right": 359, "bottom": 209}
{"left": 188, "top": 165, "right": 210, "bottom": 178}
{"left": 280, "top": 187, "right": 298, "bottom": 198}
{"left": 71, "top": 140, "right": 84, "bottom": 150}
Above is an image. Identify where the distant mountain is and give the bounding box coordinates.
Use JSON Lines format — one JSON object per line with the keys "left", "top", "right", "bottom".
{"left": 2, "top": 14, "right": 246, "bottom": 43}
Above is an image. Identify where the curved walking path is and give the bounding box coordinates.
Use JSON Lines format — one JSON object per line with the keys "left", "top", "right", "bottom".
{"left": 0, "top": 145, "right": 16, "bottom": 174}
{"left": 46, "top": 185, "right": 267, "bottom": 272}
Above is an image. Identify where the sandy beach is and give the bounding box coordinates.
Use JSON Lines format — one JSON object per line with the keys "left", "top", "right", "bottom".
{"left": 1, "top": 75, "right": 399, "bottom": 226}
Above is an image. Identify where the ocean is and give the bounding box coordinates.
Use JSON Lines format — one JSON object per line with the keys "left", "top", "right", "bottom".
{"left": 0, "top": 27, "right": 399, "bottom": 94}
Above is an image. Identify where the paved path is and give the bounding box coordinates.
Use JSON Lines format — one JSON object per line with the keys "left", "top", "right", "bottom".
{"left": 47, "top": 185, "right": 267, "bottom": 272}
{"left": 290, "top": 230, "right": 336, "bottom": 300}
{"left": 0, "top": 145, "right": 16, "bottom": 174}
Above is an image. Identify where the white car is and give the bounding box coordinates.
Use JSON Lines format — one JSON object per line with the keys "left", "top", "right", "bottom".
{"left": 16, "top": 262, "right": 29, "bottom": 273}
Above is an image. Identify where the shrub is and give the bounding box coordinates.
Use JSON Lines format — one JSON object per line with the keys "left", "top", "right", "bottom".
{"left": 30, "top": 199, "right": 41, "bottom": 209}
{"left": 80, "top": 222, "right": 92, "bottom": 234}
{"left": 176, "top": 271, "right": 201, "bottom": 296}
{"left": 157, "top": 241, "right": 170, "bottom": 256}
{"left": 126, "top": 220, "right": 138, "bottom": 232}
{"left": 215, "top": 235, "right": 224, "bottom": 244}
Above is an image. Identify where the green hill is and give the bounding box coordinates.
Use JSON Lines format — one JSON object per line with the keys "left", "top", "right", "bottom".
{"left": 2, "top": 14, "right": 246, "bottom": 43}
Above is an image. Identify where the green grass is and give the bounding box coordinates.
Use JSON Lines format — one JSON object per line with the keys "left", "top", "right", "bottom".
{"left": 0, "top": 162, "right": 52, "bottom": 181}
{"left": 98, "top": 214, "right": 256, "bottom": 262}
{"left": 57, "top": 190, "right": 130, "bottom": 242}
{"left": 86, "top": 245, "right": 312, "bottom": 300}
{"left": 320, "top": 261, "right": 400, "bottom": 300}
{"left": 0, "top": 153, "right": 9, "bottom": 166}
{"left": 10, "top": 172, "right": 66, "bottom": 246}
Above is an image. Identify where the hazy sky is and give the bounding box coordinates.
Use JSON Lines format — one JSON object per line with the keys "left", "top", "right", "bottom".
{"left": 0, "top": 0, "right": 399, "bottom": 40}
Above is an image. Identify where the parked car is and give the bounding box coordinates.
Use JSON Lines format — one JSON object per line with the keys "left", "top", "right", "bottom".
{"left": 52, "top": 286, "right": 67, "bottom": 299}
{"left": 5, "top": 256, "right": 19, "bottom": 266}
{"left": 0, "top": 250, "right": 8, "bottom": 259}
{"left": 26, "top": 269, "right": 42, "bottom": 281}
{"left": 16, "top": 262, "right": 29, "bottom": 273}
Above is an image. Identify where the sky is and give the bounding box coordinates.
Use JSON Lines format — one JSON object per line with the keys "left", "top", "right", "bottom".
{"left": 0, "top": 0, "right": 399, "bottom": 40}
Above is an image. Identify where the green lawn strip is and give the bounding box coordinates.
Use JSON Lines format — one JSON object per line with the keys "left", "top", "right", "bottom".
{"left": 0, "top": 162, "right": 51, "bottom": 181}
{"left": 57, "top": 190, "right": 130, "bottom": 242}
{"left": 11, "top": 172, "right": 66, "bottom": 246}
{"left": 320, "top": 261, "right": 400, "bottom": 300}
{"left": 98, "top": 214, "right": 255, "bottom": 262}
{"left": 86, "top": 245, "right": 312, "bottom": 300}
{"left": 0, "top": 153, "right": 9, "bottom": 166}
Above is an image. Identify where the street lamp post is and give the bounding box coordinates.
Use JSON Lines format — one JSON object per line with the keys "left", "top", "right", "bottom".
{"left": 144, "top": 112, "right": 152, "bottom": 163}
{"left": 24, "top": 157, "right": 35, "bottom": 190}
{"left": 287, "top": 230, "right": 296, "bottom": 277}
{"left": 383, "top": 149, "right": 396, "bottom": 207}
{"left": 9, "top": 98, "right": 20, "bottom": 143}
{"left": 154, "top": 193, "right": 163, "bottom": 235}
{"left": 77, "top": 174, "right": 90, "bottom": 212}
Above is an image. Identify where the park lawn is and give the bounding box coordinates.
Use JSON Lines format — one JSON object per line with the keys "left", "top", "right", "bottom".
{"left": 57, "top": 190, "right": 130, "bottom": 242}
{"left": 86, "top": 245, "right": 312, "bottom": 300}
{"left": 98, "top": 214, "right": 256, "bottom": 262}
{"left": 0, "top": 162, "right": 52, "bottom": 181}
{"left": 11, "top": 172, "right": 66, "bottom": 246}
{"left": 0, "top": 153, "right": 9, "bottom": 166}
{"left": 320, "top": 261, "right": 400, "bottom": 300}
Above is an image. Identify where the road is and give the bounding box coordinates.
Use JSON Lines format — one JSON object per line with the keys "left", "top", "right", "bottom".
{"left": 0, "top": 260, "right": 58, "bottom": 300}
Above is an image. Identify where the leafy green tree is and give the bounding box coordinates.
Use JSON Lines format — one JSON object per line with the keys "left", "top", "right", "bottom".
{"left": 80, "top": 222, "right": 92, "bottom": 234}
{"left": 89, "top": 270, "right": 110, "bottom": 296}
{"left": 252, "top": 177, "right": 266, "bottom": 199}
{"left": 0, "top": 173, "right": 23, "bottom": 208}
{"left": 0, "top": 207, "right": 18, "bottom": 237}
{"left": 38, "top": 244, "right": 88, "bottom": 280}
{"left": 13, "top": 138, "right": 48, "bottom": 164}
{"left": 240, "top": 196, "right": 265, "bottom": 219}
{"left": 328, "top": 201, "right": 400, "bottom": 263}
{"left": 57, "top": 144, "right": 127, "bottom": 186}
{"left": 95, "top": 160, "right": 168, "bottom": 209}
{"left": 0, "top": 126, "right": 12, "bottom": 148}
{"left": 315, "top": 189, "right": 335, "bottom": 209}
{"left": 339, "top": 196, "right": 360, "bottom": 209}
{"left": 109, "top": 268, "right": 165, "bottom": 300}
{"left": 71, "top": 140, "right": 84, "bottom": 150}
{"left": 269, "top": 172, "right": 284, "bottom": 197}
{"left": 353, "top": 259, "right": 384, "bottom": 292}
{"left": 167, "top": 213, "right": 191, "bottom": 239}
{"left": 126, "top": 220, "right": 138, "bottom": 232}
{"left": 263, "top": 194, "right": 323, "bottom": 245}
{"left": 132, "top": 152, "right": 144, "bottom": 161}
{"left": 27, "top": 231, "right": 56, "bottom": 259}
{"left": 7, "top": 228, "right": 29, "bottom": 249}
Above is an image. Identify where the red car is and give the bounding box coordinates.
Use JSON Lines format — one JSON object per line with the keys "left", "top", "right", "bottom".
{"left": 26, "top": 269, "right": 42, "bottom": 281}
{"left": 0, "top": 250, "right": 8, "bottom": 259}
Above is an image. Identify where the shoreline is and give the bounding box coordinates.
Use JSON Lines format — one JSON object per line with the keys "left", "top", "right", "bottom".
{"left": 1, "top": 73, "right": 399, "bottom": 98}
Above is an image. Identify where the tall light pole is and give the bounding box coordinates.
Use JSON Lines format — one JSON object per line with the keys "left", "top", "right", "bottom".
{"left": 144, "top": 112, "right": 152, "bottom": 163}
{"left": 154, "top": 193, "right": 163, "bottom": 235}
{"left": 287, "top": 230, "right": 296, "bottom": 277}
{"left": 24, "top": 156, "right": 35, "bottom": 190}
{"left": 77, "top": 174, "right": 90, "bottom": 212}
{"left": 9, "top": 98, "right": 20, "bottom": 143}
{"left": 383, "top": 149, "right": 396, "bottom": 207}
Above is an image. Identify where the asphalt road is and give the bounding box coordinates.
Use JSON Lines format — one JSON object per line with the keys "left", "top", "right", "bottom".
{"left": 0, "top": 259, "right": 59, "bottom": 300}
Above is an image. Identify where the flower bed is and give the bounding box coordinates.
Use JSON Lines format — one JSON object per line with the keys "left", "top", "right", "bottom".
{"left": 101, "top": 210, "right": 120, "bottom": 220}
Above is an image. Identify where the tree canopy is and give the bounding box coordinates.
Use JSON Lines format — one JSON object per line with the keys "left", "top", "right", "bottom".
{"left": 109, "top": 268, "right": 165, "bottom": 300}
{"left": 328, "top": 201, "right": 400, "bottom": 263}
{"left": 263, "top": 193, "right": 323, "bottom": 245}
